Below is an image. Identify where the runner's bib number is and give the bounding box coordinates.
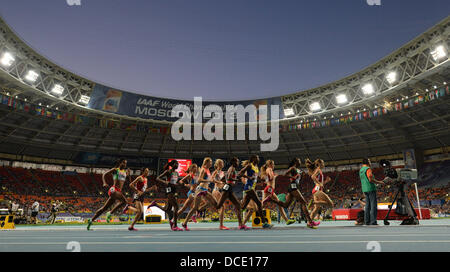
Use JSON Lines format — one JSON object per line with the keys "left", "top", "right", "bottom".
{"left": 166, "top": 187, "right": 172, "bottom": 193}
{"left": 290, "top": 183, "right": 297, "bottom": 189}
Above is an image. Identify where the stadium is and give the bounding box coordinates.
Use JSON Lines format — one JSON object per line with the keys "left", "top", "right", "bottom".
{"left": 0, "top": 6, "right": 449, "bottom": 253}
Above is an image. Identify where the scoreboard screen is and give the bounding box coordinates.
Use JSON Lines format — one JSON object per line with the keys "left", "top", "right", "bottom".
{"left": 168, "top": 159, "right": 192, "bottom": 177}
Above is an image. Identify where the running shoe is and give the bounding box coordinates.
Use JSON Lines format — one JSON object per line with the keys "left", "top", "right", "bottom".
{"left": 312, "top": 221, "right": 321, "bottom": 226}
{"left": 262, "top": 223, "right": 273, "bottom": 229}
{"left": 106, "top": 212, "right": 111, "bottom": 223}
{"left": 169, "top": 219, "right": 174, "bottom": 229}
{"left": 286, "top": 219, "right": 296, "bottom": 225}
{"left": 191, "top": 215, "right": 198, "bottom": 223}
{"left": 306, "top": 222, "right": 317, "bottom": 229}
{"left": 173, "top": 226, "right": 184, "bottom": 231}
{"left": 239, "top": 224, "right": 251, "bottom": 230}
{"left": 182, "top": 223, "right": 190, "bottom": 231}
{"left": 128, "top": 226, "right": 138, "bottom": 231}
{"left": 87, "top": 219, "right": 92, "bottom": 231}
{"left": 220, "top": 226, "right": 230, "bottom": 230}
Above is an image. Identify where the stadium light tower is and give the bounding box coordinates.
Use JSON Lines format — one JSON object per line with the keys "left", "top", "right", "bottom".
{"left": 51, "top": 84, "right": 64, "bottom": 95}
{"left": 431, "top": 45, "right": 447, "bottom": 61}
{"left": 25, "top": 70, "right": 39, "bottom": 82}
{"left": 362, "top": 83, "right": 375, "bottom": 95}
{"left": 336, "top": 94, "right": 348, "bottom": 105}
{"left": 79, "top": 95, "right": 90, "bottom": 105}
{"left": 386, "top": 71, "right": 397, "bottom": 85}
{"left": 0, "top": 52, "right": 15, "bottom": 67}
{"left": 310, "top": 102, "right": 321, "bottom": 112}
{"left": 283, "top": 108, "right": 295, "bottom": 117}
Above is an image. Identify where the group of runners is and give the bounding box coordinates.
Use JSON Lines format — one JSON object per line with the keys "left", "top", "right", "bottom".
{"left": 87, "top": 155, "right": 334, "bottom": 231}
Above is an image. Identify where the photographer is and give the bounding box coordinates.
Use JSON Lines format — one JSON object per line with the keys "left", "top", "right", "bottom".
{"left": 359, "top": 158, "right": 388, "bottom": 225}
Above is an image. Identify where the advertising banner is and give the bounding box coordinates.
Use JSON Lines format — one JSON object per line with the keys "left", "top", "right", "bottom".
{"left": 88, "top": 84, "right": 285, "bottom": 122}
{"left": 74, "top": 152, "right": 158, "bottom": 169}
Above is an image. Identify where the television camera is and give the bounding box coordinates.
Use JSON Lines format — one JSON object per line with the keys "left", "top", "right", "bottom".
{"left": 379, "top": 160, "right": 419, "bottom": 225}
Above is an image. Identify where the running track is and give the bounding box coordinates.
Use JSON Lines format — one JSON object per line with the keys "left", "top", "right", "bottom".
{"left": 1, "top": 220, "right": 449, "bottom": 252}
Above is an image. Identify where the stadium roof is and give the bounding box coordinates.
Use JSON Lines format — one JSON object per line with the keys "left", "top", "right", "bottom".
{"left": 0, "top": 15, "right": 448, "bottom": 165}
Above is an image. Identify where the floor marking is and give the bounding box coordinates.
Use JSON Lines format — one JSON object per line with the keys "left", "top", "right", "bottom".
{"left": 2, "top": 233, "right": 450, "bottom": 240}
{"left": 2, "top": 240, "right": 450, "bottom": 246}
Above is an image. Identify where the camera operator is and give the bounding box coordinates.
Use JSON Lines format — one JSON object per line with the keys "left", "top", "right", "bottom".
{"left": 359, "top": 158, "right": 389, "bottom": 225}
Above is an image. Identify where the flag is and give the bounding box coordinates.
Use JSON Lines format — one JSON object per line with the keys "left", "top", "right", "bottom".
{"left": 403, "top": 101, "right": 409, "bottom": 109}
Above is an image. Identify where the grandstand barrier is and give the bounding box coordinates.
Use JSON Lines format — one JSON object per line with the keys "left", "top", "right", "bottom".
{"left": 251, "top": 209, "right": 271, "bottom": 228}
{"left": 0, "top": 209, "right": 15, "bottom": 230}
{"left": 332, "top": 208, "right": 430, "bottom": 220}
{"left": 145, "top": 215, "right": 162, "bottom": 224}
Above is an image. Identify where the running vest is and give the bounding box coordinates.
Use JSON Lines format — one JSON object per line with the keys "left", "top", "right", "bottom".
{"left": 244, "top": 163, "right": 259, "bottom": 190}
{"left": 113, "top": 168, "right": 127, "bottom": 182}
{"left": 294, "top": 168, "right": 302, "bottom": 185}
{"left": 137, "top": 176, "right": 147, "bottom": 192}
{"left": 314, "top": 170, "right": 324, "bottom": 192}
{"left": 227, "top": 169, "right": 237, "bottom": 184}
{"left": 169, "top": 171, "right": 179, "bottom": 185}
{"left": 202, "top": 168, "right": 211, "bottom": 181}
{"left": 214, "top": 170, "right": 224, "bottom": 190}
{"left": 190, "top": 173, "right": 199, "bottom": 185}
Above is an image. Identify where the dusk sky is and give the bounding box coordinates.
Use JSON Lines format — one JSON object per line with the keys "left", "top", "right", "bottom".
{"left": 1, "top": 0, "right": 449, "bottom": 101}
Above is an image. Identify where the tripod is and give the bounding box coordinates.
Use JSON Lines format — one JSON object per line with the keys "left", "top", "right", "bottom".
{"left": 383, "top": 179, "right": 419, "bottom": 225}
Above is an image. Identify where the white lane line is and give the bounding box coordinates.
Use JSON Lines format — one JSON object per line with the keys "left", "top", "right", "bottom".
{"left": 1, "top": 234, "right": 450, "bottom": 239}
{"left": 1, "top": 240, "right": 450, "bottom": 245}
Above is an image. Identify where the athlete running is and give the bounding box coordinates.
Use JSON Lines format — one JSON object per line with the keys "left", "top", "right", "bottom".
{"left": 176, "top": 164, "right": 200, "bottom": 223}
{"left": 87, "top": 158, "right": 131, "bottom": 230}
{"left": 214, "top": 157, "right": 249, "bottom": 230}
{"left": 306, "top": 159, "right": 333, "bottom": 221}
{"left": 125, "top": 167, "right": 151, "bottom": 231}
{"left": 265, "top": 158, "right": 319, "bottom": 229}
{"left": 182, "top": 157, "right": 219, "bottom": 231}
{"left": 238, "top": 155, "right": 272, "bottom": 229}
{"left": 150, "top": 160, "right": 185, "bottom": 231}
{"left": 260, "top": 160, "right": 295, "bottom": 225}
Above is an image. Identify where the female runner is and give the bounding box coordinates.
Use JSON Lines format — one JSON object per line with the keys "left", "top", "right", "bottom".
{"left": 238, "top": 155, "right": 272, "bottom": 229}
{"left": 241, "top": 176, "right": 258, "bottom": 226}
{"left": 151, "top": 160, "right": 184, "bottom": 231}
{"left": 125, "top": 167, "right": 151, "bottom": 231}
{"left": 177, "top": 164, "right": 200, "bottom": 223}
{"left": 265, "top": 158, "right": 319, "bottom": 228}
{"left": 210, "top": 159, "right": 228, "bottom": 229}
{"left": 260, "top": 160, "right": 295, "bottom": 225}
{"left": 214, "top": 157, "right": 249, "bottom": 230}
{"left": 87, "top": 158, "right": 131, "bottom": 230}
{"left": 182, "top": 157, "right": 218, "bottom": 231}
{"left": 306, "top": 159, "right": 334, "bottom": 221}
